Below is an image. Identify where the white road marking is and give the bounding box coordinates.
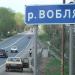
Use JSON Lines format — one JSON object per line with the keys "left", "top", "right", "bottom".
{"left": 4, "top": 36, "right": 25, "bottom": 49}
{"left": 0, "top": 35, "right": 17, "bottom": 45}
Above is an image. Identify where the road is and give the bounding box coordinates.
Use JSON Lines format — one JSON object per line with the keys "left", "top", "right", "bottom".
{"left": 0, "top": 31, "right": 33, "bottom": 75}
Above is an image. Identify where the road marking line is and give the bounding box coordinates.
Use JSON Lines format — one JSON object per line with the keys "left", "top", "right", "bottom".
{"left": 15, "top": 37, "right": 33, "bottom": 57}
{"left": 4, "top": 36, "right": 25, "bottom": 49}
{"left": 0, "top": 34, "right": 19, "bottom": 45}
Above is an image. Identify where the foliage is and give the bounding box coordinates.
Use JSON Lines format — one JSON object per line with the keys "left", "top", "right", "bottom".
{"left": 0, "top": 7, "right": 16, "bottom": 38}
{"left": 45, "top": 57, "right": 61, "bottom": 75}
{"left": 39, "top": 25, "right": 62, "bottom": 50}
{"left": 15, "top": 12, "right": 25, "bottom": 32}
{"left": 0, "top": 8, "right": 27, "bottom": 39}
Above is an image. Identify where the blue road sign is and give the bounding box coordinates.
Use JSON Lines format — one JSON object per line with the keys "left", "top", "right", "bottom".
{"left": 25, "top": 5, "right": 75, "bottom": 24}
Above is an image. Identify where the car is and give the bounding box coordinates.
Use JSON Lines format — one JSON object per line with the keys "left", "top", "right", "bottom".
{"left": 0, "top": 49, "right": 8, "bottom": 58}
{"left": 11, "top": 46, "right": 18, "bottom": 53}
{"left": 22, "top": 58, "right": 29, "bottom": 68}
{"left": 5, "top": 57, "right": 23, "bottom": 72}
{"left": 28, "top": 36, "right": 31, "bottom": 39}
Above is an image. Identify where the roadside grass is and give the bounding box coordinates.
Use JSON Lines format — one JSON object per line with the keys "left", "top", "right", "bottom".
{"left": 45, "top": 57, "right": 61, "bottom": 75}
{"left": 44, "top": 56, "right": 69, "bottom": 75}
{"left": 39, "top": 33, "right": 61, "bottom": 75}
{"left": 39, "top": 33, "right": 69, "bottom": 75}
{"left": 64, "top": 60, "right": 69, "bottom": 75}
{"left": 38, "top": 33, "right": 49, "bottom": 43}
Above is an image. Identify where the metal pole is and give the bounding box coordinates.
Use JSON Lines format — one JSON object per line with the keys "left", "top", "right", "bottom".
{"left": 34, "top": 25, "right": 38, "bottom": 75}
{"left": 61, "top": 25, "right": 64, "bottom": 75}
{"left": 69, "top": 1, "right": 75, "bottom": 75}
{"left": 63, "top": 0, "right": 65, "bottom": 4}
{"left": 69, "top": 25, "right": 73, "bottom": 75}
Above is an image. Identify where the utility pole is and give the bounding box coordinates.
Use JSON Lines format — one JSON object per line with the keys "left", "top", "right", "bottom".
{"left": 63, "top": 0, "right": 65, "bottom": 4}
{"left": 34, "top": 25, "right": 38, "bottom": 75}
{"left": 69, "top": 25, "right": 73, "bottom": 75}
{"left": 69, "top": 1, "right": 75, "bottom": 75}
{"left": 61, "top": 24, "right": 64, "bottom": 75}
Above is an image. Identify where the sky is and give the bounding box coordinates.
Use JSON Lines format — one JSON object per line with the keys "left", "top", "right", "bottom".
{"left": 0, "top": 0, "right": 73, "bottom": 14}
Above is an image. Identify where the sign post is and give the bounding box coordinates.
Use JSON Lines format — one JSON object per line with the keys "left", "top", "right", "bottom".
{"left": 69, "top": 2, "right": 75, "bottom": 75}
{"left": 33, "top": 25, "right": 38, "bottom": 75}
{"left": 69, "top": 25, "right": 73, "bottom": 75}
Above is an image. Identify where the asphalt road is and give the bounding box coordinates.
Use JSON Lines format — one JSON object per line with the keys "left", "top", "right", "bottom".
{"left": 0, "top": 69, "right": 32, "bottom": 75}
{"left": 0, "top": 31, "right": 33, "bottom": 75}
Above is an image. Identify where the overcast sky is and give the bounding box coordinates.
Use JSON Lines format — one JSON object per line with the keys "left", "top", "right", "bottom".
{"left": 0, "top": 0, "right": 73, "bottom": 14}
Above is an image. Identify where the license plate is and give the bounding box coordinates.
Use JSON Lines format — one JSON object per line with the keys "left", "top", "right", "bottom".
{"left": 0, "top": 53, "right": 3, "bottom": 55}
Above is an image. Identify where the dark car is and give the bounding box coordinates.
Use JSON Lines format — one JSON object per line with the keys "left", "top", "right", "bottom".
{"left": 22, "top": 58, "right": 29, "bottom": 68}
{"left": 0, "top": 49, "right": 8, "bottom": 58}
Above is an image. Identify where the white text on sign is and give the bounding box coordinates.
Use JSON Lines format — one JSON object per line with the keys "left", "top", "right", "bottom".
{"left": 27, "top": 9, "right": 75, "bottom": 21}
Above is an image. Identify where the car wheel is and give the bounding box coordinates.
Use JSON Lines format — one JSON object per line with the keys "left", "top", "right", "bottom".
{"left": 20, "top": 68, "right": 23, "bottom": 72}
{"left": 16, "top": 51, "right": 18, "bottom": 53}
{"left": 5, "top": 56, "right": 8, "bottom": 58}
{"left": 11, "top": 50, "right": 14, "bottom": 53}
{"left": 6, "top": 68, "right": 9, "bottom": 72}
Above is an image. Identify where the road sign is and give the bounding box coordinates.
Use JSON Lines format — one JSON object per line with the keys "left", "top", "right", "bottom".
{"left": 25, "top": 4, "right": 75, "bottom": 24}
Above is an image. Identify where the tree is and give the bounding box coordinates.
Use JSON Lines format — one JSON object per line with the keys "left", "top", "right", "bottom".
{"left": 15, "top": 12, "right": 25, "bottom": 32}
{"left": 0, "top": 7, "right": 16, "bottom": 37}
{"left": 39, "top": 25, "right": 62, "bottom": 49}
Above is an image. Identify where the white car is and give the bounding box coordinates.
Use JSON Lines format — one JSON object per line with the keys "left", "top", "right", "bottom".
{"left": 11, "top": 46, "right": 18, "bottom": 53}
{"left": 5, "top": 57, "right": 23, "bottom": 72}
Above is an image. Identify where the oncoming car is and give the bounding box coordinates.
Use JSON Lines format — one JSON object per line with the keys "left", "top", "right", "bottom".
{"left": 0, "top": 49, "right": 8, "bottom": 58}
{"left": 5, "top": 57, "right": 23, "bottom": 72}
{"left": 11, "top": 46, "right": 18, "bottom": 53}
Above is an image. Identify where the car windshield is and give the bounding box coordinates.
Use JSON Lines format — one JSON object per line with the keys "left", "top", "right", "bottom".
{"left": 8, "top": 58, "right": 20, "bottom": 62}
{"left": 23, "top": 58, "right": 28, "bottom": 62}
{"left": 0, "top": 50, "right": 5, "bottom": 52}
{"left": 12, "top": 46, "right": 17, "bottom": 48}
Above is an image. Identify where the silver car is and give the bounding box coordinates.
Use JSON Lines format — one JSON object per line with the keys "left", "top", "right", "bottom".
{"left": 11, "top": 46, "right": 18, "bottom": 53}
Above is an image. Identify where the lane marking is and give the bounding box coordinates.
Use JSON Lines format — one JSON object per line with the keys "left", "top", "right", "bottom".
{"left": 15, "top": 37, "right": 33, "bottom": 57}
{"left": 4, "top": 36, "right": 25, "bottom": 49}
{"left": 0, "top": 35, "right": 18, "bottom": 45}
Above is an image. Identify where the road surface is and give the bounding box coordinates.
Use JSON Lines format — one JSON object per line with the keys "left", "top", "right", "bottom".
{"left": 0, "top": 32, "right": 33, "bottom": 75}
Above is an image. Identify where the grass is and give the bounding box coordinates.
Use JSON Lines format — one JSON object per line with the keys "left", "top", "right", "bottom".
{"left": 64, "top": 60, "right": 69, "bottom": 75}
{"left": 39, "top": 33, "right": 61, "bottom": 75}
{"left": 39, "top": 33, "right": 69, "bottom": 75}
{"left": 45, "top": 57, "right": 61, "bottom": 75}
{"left": 44, "top": 55, "right": 69, "bottom": 75}
{"left": 44, "top": 57, "right": 69, "bottom": 75}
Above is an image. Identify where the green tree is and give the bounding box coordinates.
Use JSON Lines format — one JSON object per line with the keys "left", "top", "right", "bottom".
{"left": 39, "top": 25, "right": 62, "bottom": 49}
{"left": 15, "top": 12, "right": 25, "bottom": 32}
{"left": 0, "top": 7, "right": 16, "bottom": 37}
